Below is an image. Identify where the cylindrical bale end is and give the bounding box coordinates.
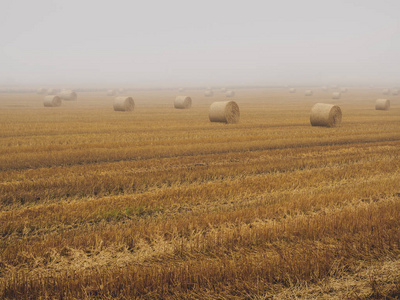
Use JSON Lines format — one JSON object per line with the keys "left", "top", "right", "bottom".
{"left": 174, "top": 96, "right": 192, "bottom": 109}
{"left": 113, "top": 97, "right": 135, "bottom": 111}
{"left": 58, "top": 90, "right": 77, "bottom": 101}
{"left": 43, "top": 95, "right": 62, "bottom": 107}
{"left": 209, "top": 101, "right": 240, "bottom": 124}
{"left": 310, "top": 103, "right": 342, "bottom": 127}
{"left": 375, "top": 99, "right": 390, "bottom": 110}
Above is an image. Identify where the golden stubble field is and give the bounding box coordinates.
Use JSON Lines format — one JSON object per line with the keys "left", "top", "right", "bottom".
{"left": 0, "top": 88, "right": 400, "bottom": 299}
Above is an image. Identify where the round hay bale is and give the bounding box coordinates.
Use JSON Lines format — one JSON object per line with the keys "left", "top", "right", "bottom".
{"left": 340, "top": 88, "right": 347, "bottom": 93}
{"left": 43, "top": 95, "right": 62, "bottom": 107}
{"left": 37, "top": 88, "right": 47, "bottom": 95}
{"left": 107, "top": 89, "right": 117, "bottom": 96}
{"left": 174, "top": 96, "right": 192, "bottom": 109}
{"left": 225, "top": 90, "right": 235, "bottom": 97}
{"left": 113, "top": 97, "right": 135, "bottom": 111}
{"left": 382, "top": 89, "right": 390, "bottom": 95}
{"left": 310, "top": 103, "right": 342, "bottom": 127}
{"left": 305, "top": 90, "right": 313, "bottom": 96}
{"left": 392, "top": 89, "right": 398, "bottom": 95}
{"left": 289, "top": 88, "right": 296, "bottom": 93}
{"left": 58, "top": 90, "right": 77, "bottom": 101}
{"left": 209, "top": 101, "right": 240, "bottom": 124}
{"left": 178, "top": 88, "right": 184, "bottom": 92}
{"left": 118, "top": 88, "right": 125, "bottom": 94}
{"left": 375, "top": 99, "right": 390, "bottom": 110}
{"left": 47, "top": 88, "right": 58, "bottom": 95}
{"left": 220, "top": 87, "right": 227, "bottom": 93}
{"left": 204, "top": 90, "right": 214, "bottom": 97}
{"left": 322, "top": 86, "right": 328, "bottom": 92}
{"left": 332, "top": 92, "right": 341, "bottom": 99}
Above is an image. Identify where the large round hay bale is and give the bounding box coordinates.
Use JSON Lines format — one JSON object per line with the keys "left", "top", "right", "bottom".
{"left": 113, "top": 97, "right": 135, "bottom": 111}
{"left": 332, "top": 92, "right": 341, "bottom": 99}
{"left": 204, "top": 90, "right": 214, "bottom": 97}
{"left": 375, "top": 99, "right": 390, "bottom": 110}
{"left": 174, "top": 96, "right": 192, "bottom": 109}
{"left": 392, "top": 89, "right": 398, "bottom": 95}
{"left": 107, "top": 89, "right": 117, "bottom": 96}
{"left": 305, "top": 90, "right": 313, "bottom": 96}
{"left": 209, "top": 101, "right": 240, "bottom": 124}
{"left": 37, "top": 88, "right": 47, "bottom": 95}
{"left": 382, "top": 89, "right": 390, "bottom": 95}
{"left": 58, "top": 90, "right": 77, "bottom": 101}
{"left": 289, "top": 88, "right": 296, "bottom": 93}
{"left": 310, "top": 103, "right": 342, "bottom": 127}
{"left": 43, "top": 95, "right": 62, "bottom": 107}
{"left": 225, "top": 90, "right": 235, "bottom": 97}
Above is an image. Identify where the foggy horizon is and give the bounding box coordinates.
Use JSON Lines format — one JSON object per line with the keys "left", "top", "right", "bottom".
{"left": 1, "top": 0, "right": 400, "bottom": 88}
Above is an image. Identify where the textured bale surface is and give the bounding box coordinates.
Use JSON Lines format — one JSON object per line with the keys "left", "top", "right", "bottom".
{"left": 113, "top": 97, "right": 135, "bottom": 111}
{"left": 174, "top": 96, "right": 192, "bottom": 109}
{"left": 225, "top": 90, "right": 235, "bottom": 97}
{"left": 209, "top": 101, "right": 240, "bottom": 124}
{"left": 310, "top": 103, "right": 342, "bottom": 127}
{"left": 332, "top": 92, "right": 341, "bottom": 99}
{"left": 58, "top": 90, "right": 77, "bottom": 101}
{"left": 43, "top": 95, "right": 62, "bottom": 107}
{"left": 376, "top": 99, "right": 390, "bottom": 111}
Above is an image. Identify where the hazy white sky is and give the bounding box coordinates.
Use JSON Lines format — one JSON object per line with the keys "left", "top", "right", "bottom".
{"left": 1, "top": 0, "right": 400, "bottom": 86}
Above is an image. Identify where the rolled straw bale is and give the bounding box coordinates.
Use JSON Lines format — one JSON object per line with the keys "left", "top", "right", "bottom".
{"left": 305, "top": 90, "right": 313, "bottom": 96}
{"left": 310, "top": 103, "right": 342, "bottom": 127}
{"left": 58, "top": 90, "right": 77, "bottom": 101}
{"left": 382, "top": 89, "right": 390, "bottom": 95}
{"left": 209, "top": 101, "right": 240, "bottom": 124}
{"left": 392, "top": 89, "right": 398, "bottom": 95}
{"left": 178, "top": 88, "right": 184, "bottom": 92}
{"left": 332, "top": 92, "right": 341, "bottom": 99}
{"left": 118, "top": 88, "right": 125, "bottom": 94}
{"left": 322, "top": 86, "right": 328, "bottom": 91}
{"left": 225, "top": 90, "right": 235, "bottom": 97}
{"left": 204, "top": 90, "right": 214, "bottom": 97}
{"left": 174, "top": 96, "right": 192, "bottom": 109}
{"left": 107, "top": 89, "right": 117, "bottom": 96}
{"left": 220, "top": 87, "right": 227, "bottom": 92}
{"left": 340, "top": 88, "right": 347, "bottom": 93}
{"left": 37, "top": 88, "right": 47, "bottom": 95}
{"left": 289, "top": 88, "right": 296, "bottom": 93}
{"left": 43, "top": 95, "right": 61, "bottom": 107}
{"left": 113, "top": 97, "right": 135, "bottom": 111}
{"left": 375, "top": 99, "right": 390, "bottom": 110}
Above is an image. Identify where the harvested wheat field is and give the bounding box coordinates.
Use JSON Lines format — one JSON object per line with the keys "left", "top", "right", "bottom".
{"left": 1, "top": 88, "right": 400, "bottom": 299}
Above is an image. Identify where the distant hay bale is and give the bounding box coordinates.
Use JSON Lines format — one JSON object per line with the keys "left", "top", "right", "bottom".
{"left": 322, "top": 86, "right": 328, "bottom": 91}
{"left": 289, "top": 88, "right": 296, "bottom": 93}
{"left": 382, "top": 89, "right": 390, "bottom": 95}
{"left": 220, "top": 88, "right": 227, "bottom": 93}
{"left": 107, "top": 89, "right": 117, "bottom": 96}
{"left": 204, "top": 90, "right": 214, "bottom": 97}
{"left": 225, "top": 90, "right": 235, "bottom": 97}
{"left": 332, "top": 92, "right": 341, "bottom": 99}
{"left": 310, "top": 103, "right": 342, "bottom": 127}
{"left": 178, "top": 88, "right": 184, "bottom": 92}
{"left": 113, "top": 97, "right": 135, "bottom": 111}
{"left": 43, "top": 95, "right": 62, "bottom": 107}
{"left": 118, "top": 88, "right": 125, "bottom": 94}
{"left": 58, "top": 90, "right": 77, "bottom": 101}
{"left": 37, "top": 88, "right": 47, "bottom": 95}
{"left": 209, "top": 101, "right": 240, "bottom": 124}
{"left": 174, "top": 96, "right": 192, "bottom": 109}
{"left": 375, "top": 99, "right": 390, "bottom": 110}
{"left": 305, "top": 90, "right": 313, "bottom": 96}
{"left": 340, "top": 88, "right": 347, "bottom": 93}
{"left": 392, "top": 89, "right": 398, "bottom": 95}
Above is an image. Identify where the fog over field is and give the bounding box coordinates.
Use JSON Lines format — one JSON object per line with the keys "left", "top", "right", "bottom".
{"left": 1, "top": 0, "right": 400, "bottom": 87}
